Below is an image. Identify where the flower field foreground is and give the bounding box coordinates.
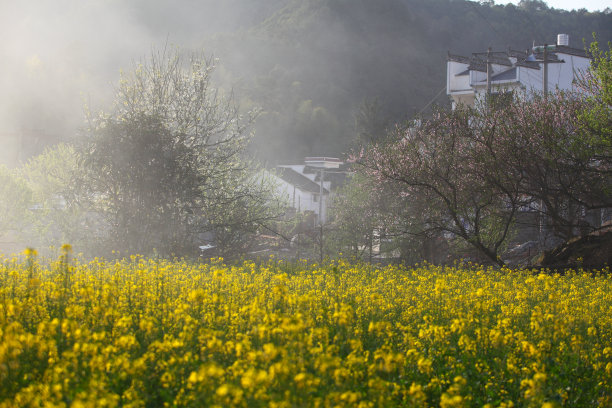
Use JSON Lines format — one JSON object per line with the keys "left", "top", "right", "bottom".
{"left": 0, "top": 254, "right": 611, "bottom": 407}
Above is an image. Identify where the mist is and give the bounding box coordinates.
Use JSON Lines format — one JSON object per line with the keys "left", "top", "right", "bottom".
{"left": 0, "top": 0, "right": 284, "bottom": 165}
{"left": 2, "top": 0, "right": 611, "bottom": 167}
{"left": 1, "top": 2, "right": 610, "bottom": 402}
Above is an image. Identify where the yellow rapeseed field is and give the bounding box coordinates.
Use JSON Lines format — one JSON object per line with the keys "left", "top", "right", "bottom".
{"left": 1, "top": 248, "right": 610, "bottom": 407}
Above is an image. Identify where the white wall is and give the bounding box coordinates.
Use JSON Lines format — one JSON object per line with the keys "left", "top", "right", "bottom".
{"left": 448, "top": 51, "right": 591, "bottom": 109}
{"left": 268, "top": 171, "right": 330, "bottom": 224}
{"left": 447, "top": 61, "right": 471, "bottom": 93}
{"left": 518, "top": 53, "right": 591, "bottom": 94}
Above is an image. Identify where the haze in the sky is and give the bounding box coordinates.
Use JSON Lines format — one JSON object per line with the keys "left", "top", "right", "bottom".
{"left": 506, "top": 0, "right": 611, "bottom": 11}
{"left": 0, "top": 0, "right": 609, "bottom": 166}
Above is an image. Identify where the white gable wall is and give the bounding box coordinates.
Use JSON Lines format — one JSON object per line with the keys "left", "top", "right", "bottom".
{"left": 447, "top": 61, "right": 471, "bottom": 93}
{"left": 448, "top": 45, "right": 591, "bottom": 108}
{"left": 556, "top": 53, "right": 591, "bottom": 92}
{"left": 268, "top": 170, "right": 330, "bottom": 225}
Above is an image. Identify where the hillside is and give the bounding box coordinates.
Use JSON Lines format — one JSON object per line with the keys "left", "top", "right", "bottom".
{"left": 1, "top": 0, "right": 610, "bottom": 165}
{"left": 210, "top": 0, "right": 612, "bottom": 163}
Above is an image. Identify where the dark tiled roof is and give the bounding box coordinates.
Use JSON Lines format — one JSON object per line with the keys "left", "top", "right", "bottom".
{"left": 314, "top": 170, "right": 348, "bottom": 190}
{"left": 455, "top": 69, "right": 470, "bottom": 76}
{"left": 302, "top": 165, "right": 317, "bottom": 174}
{"left": 516, "top": 60, "right": 541, "bottom": 69}
{"left": 508, "top": 49, "right": 531, "bottom": 58}
{"left": 276, "top": 167, "right": 329, "bottom": 194}
{"left": 447, "top": 53, "right": 471, "bottom": 64}
{"left": 555, "top": 45, "right": 589, "bottom": 58}
{"left": 491, "top": 67, "right": 517, "bottom": 81}
{"left": 303, "top": 165, "right": 349, "bottom": 190}
{"left": 472, "top": 52, "right": 513, "bottom": 66}
{"left": 451, "top": 52, "right": 512, "bottom": 73}
{"left": 450, "top": 44, "right": 589, "bottom": 75}
{"left": 532, "top": 51, "right": 561, "bottom": 61}
{"left": 468, "top": 61, "right": 487, "bottom": 72}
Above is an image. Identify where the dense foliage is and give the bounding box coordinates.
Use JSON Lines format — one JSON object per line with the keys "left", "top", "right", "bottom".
{"left": 1, "top": 251, "right": 610, "bottom": 406}
{"left": 5, "top": 0, "right": 611, "bottom": 164}
{"left": 0, "top": 51, "right": 284, "bottom": 259}
{"left": 215, "top": 0, "right": 612, "bottom": 162}
{"left": 0, "top": 166, "right": 31, "bottom": 233}
{"left": 73, "top": 50, "right": 283, "bottom": 258}
{"left": 348, "top": 38, "right": 612, "bottom": 265}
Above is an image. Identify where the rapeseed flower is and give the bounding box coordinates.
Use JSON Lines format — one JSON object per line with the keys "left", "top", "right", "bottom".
{"left": 0, "top": 254, "right": 609, "bottom": 406}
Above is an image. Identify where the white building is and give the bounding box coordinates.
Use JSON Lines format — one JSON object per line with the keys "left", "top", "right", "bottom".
{"left": 271, "top": 157, "right": 345, "bottom": 225}
{"left": 447, "top": 34, "right": 591, "bottom": 108}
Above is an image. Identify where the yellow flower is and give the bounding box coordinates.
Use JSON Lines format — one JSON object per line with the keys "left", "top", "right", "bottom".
{"left": 24, "top": 247, "right": 37, "bottom": 257}
{"left": 216, "top": 384, "right": 230, "bottom": 397}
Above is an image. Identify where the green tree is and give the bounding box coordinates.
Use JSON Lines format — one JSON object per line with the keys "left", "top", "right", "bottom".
{"left": 355, "top": 81, "right": 611, "bottom": 265}
{"left": 77, "top": 49, "right": 282, "bottom": 257}
{"left": 0, "top": 165, "right": 32, "bottom": 234}
{"left": 79, "top": 114, "right": 204, "bottom": 255}
{"left": 326, "top": 171, "right": 432, "bottom": 263}
{"left": 517, "top": 0, "right": 549, "bottom": 11}
{"left": 326, "top": 173, "right": 380, "bottom": 261}
{"left": 578, "top": 36, "right": 612, "bottom": 148}
{"left": 18, "top": 144, "right": 84, "bottom": 251}
{"left": 355, "top": 110, "right": 521, "bottom": 266}
{"left": 353, "top": 97, "right": 389, "bottom": 144}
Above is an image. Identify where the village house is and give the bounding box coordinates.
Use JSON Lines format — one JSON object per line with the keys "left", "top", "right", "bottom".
{"left": 447, "top": 34, "right": 591, "bottom": 108}
{"left": 270, "top": 157, "right": 347, "bottom": 225}
{"left": 447, "top": 35, "right": 610, "bottom": 263}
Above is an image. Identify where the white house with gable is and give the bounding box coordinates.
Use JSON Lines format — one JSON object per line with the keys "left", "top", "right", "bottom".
{"left": 271, "top": 157, "right": 346, "bottom": 225}
{"left": 447, "top": 34, "right": 591, "bottom": 109}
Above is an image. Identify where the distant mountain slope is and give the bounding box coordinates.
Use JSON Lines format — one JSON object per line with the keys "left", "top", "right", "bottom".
{"left": 210, "top": 0, "right": 612, "bottom": 163}
{"left": 3, "top": 0, "right": 608, "bottom": 165}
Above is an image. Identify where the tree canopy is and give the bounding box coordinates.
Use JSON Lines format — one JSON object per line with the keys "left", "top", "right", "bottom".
{"left": 74, "top": 49, "right": 282, "bottom": 257}
{"left": 352, "top": 38, "right": 611, "bottom": 265}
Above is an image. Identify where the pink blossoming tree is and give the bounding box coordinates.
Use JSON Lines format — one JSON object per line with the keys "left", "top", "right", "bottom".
{"left": 353, "top": 38, "right": 611, "bottom": 265}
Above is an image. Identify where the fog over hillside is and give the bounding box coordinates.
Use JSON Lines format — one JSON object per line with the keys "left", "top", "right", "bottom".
{"left": 1, "top": 0, "right": 610, "bottom": 165}
{"left": 0, "top": 0, "right": 286, "bottom": 163}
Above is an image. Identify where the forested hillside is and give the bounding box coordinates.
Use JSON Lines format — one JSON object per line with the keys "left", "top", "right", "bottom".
{"left": 210, "top": 0, "right": 612, "bottom": 162}
{"left": 2, "top": 0, "right": 610, "bottom": 164}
